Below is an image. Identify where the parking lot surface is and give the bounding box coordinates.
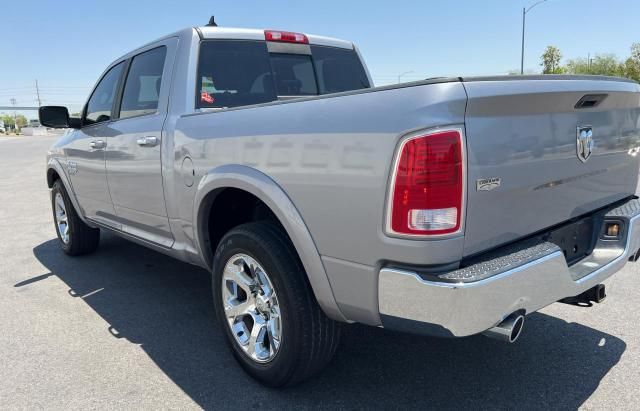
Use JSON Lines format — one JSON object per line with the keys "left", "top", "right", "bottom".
{"left": 1, "top": 135, "right": 640, "bottom": 410}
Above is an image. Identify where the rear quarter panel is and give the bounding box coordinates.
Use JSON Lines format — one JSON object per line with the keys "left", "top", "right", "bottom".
{"left": 174, "top": 82, "right": 468, "bottom": 267}
{"left": 172, "top": 82, "right": 468, "bottom": 324}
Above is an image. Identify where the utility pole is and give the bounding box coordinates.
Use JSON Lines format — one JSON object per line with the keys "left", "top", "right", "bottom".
{"left": 35, "top": 79, "right": 42, "bottom": 107}
{"left": 520, "top": 0, "right": 548, "bottom": 75}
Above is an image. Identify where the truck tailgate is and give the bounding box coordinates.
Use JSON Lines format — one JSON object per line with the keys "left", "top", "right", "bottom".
{"left": 462, "top": 77, "right": 640, "bottom": 257}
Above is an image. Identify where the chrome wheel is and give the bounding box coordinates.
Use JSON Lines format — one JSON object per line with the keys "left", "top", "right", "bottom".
{"left": 222, "top": 254, "right": 282, "bottom": 363}
{"left": 54, "top": 192, "right": 69, "bottom": 244}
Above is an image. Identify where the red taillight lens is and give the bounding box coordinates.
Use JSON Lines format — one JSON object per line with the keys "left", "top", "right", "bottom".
{"left": 264, "top": 30, "right": 309, "bottom": 44}
{"left": 389, "top": 129, "right": 463, "bottom": 236}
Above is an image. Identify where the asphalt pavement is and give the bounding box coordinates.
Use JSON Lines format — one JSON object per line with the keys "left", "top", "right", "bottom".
{"left": 1, "top": 135, "right": 639, "bottom": 410}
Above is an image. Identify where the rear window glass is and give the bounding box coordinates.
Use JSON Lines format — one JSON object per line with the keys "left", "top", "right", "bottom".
{"left": 197, "top": 40, "right": 276, "bottom": 109}
{"left": 196, "top": 40, "right": 370, "bottom": 109}
{"left": 270, "top": 54, "right": 318, "bottom": 96}
{"left": 310, "top": 45, "right": 370, "bottom": 94}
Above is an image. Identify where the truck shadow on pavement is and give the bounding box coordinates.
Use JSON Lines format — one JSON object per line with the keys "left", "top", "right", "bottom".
{"left": 31, "top": 234, "right": 625, "bottom": 410}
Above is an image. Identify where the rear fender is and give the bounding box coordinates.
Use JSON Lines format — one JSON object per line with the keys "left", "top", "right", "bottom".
{"left": 193, "top": 164, "right": 348, "bottom": 322}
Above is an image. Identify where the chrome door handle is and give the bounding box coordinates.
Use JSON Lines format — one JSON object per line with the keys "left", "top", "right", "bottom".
{"left": 136, "top": 136, "right": 159, "bottom": 147}
{"left": 89, "top": 140, "right": 106, "bottom": 149}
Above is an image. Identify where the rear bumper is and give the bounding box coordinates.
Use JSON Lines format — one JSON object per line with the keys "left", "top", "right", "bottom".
{"left": 378, "top": 198, "right": 640, "bottom": 337}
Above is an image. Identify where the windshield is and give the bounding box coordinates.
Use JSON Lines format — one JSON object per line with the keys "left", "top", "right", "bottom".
{"left": 196, "top": 40, "right": 370, "bottom": 109}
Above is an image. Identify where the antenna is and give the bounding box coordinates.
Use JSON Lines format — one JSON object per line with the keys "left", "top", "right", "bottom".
{"left": 206, "top": 16, "right": 218, "bottom": 27}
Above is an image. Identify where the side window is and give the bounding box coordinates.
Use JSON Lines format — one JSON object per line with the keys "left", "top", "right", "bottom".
{"left": 197, "top": 40, "right": 276, "bottom": 109}
{"left": 120, "top": 46, "right": 167, "bottom": 119}
{"left": 84, "top": 62, "right": 125, "bottom": 125}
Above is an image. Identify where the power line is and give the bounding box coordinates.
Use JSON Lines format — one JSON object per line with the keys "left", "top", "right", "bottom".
{"left": 0, "top": 86, "right": 91, "bottom": 91}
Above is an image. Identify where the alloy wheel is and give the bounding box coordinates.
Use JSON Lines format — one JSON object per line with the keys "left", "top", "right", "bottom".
{"left": 221, "top": 254, "right": 282, "bottom": 363}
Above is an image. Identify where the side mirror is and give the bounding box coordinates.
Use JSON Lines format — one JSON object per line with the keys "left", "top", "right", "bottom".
{"left": 38, "top": 106, "right": 81, "bottom": 129}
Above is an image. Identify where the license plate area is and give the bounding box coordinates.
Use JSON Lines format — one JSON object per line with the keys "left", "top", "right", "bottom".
{"left": 544, "top": 217, "right": 598, "bottom": 265}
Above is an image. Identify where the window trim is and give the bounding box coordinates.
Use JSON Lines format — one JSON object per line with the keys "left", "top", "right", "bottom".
{"left": 115, "top": 45, "right": 168, "bottom": 122}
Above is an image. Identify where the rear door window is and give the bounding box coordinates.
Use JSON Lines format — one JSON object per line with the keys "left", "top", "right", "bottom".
{"left": 197, "top": 40, "right": 276, "bottom": 109}
{"left": 119, "top": 46, "right": 167, "bottom": 119}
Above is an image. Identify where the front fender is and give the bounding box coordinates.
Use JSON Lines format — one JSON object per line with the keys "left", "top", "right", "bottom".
{"left": 193, "top": 164, "right": 348, "bottom": 323}
{"left": 46, "top": 158, "right": 95, "bottom": 227}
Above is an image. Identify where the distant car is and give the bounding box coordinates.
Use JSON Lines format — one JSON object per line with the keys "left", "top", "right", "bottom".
{"left": 29, "top": 119, "right": 41, "bottom": 128}
{"left": 0, "top": 120, "right": 5, "bottom": 133}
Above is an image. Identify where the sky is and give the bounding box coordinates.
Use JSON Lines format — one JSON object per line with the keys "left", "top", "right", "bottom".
{"left": 1, "top": 0, "right": 638, "bottom": 119}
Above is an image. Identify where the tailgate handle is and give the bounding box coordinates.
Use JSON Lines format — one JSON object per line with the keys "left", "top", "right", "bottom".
{"left": 575, "top": 94, "right": 607, "bottom": 109}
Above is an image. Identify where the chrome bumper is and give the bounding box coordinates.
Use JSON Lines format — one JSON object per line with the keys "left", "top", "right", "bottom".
{"left": 378, "top": 199, "right": 640, "bottom": 338}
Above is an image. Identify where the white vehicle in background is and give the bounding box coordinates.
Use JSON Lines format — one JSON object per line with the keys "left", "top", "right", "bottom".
{"left": 0, "top": 120, "right": 5, "bottom": 133}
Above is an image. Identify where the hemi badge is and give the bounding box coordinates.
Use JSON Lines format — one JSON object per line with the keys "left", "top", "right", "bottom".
{"left": 476, "top": 177, "right": 501, "bottom": 191}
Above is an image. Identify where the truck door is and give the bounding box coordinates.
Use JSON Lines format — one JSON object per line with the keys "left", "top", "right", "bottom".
{"left": 66, "top": 61, "right": 125, "bottom": 226}
{"left": 104, "top": 38, "right": 178, "bottom": 247}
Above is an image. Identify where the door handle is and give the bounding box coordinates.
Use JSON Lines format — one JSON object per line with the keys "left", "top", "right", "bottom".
{"left": 136, "top": 136, "right": 159, "bottom": 147}
{"left": 89, "top": 140, "right": 106, "bottom": 149}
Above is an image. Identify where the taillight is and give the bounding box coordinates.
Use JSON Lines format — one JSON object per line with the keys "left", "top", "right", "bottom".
{"left": 264, "top": 30, "right": 309, "bottom": 44}
{"left": 388, "top": 129, "right": 464, "bottom": 236}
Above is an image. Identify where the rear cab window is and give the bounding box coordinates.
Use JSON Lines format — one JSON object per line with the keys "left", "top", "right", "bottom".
{"left": 196, "top": 39, "right": 370, "bottom": 109}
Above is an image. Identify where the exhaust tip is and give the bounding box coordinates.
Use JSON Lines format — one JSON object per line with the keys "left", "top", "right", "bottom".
{"left": 509, "top": 315, "right": 525, "bottom": 343}
{"left": 483, "top": 313, "right": 525, "bottom": 343}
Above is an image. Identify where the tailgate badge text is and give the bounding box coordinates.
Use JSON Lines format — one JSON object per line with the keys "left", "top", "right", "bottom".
{"left": 476, "top": 177, "right": 501, "bottom": 191}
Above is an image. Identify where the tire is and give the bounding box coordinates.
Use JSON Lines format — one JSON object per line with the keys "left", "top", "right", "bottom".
{"left": 212, "top": 221, "right": 341, "bottom": 387}
{"left": 51, "top": 180, "right": 100, "bottom": 256}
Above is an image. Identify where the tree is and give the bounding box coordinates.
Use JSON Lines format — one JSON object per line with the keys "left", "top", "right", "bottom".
{"left": 15, "top": 115, "right": 28, "bottom": 128}
{"left": 1, "top": 114, "right": 14, "bottom": 128}
{"left": 620, "top": 57, "right": 640, "bottom": 82}
{"left": 621, "top": 43, "right": 640, "bottom": 82}
{"left": 566, "top": 54, "right": 622, "bottom": 77}
{"left": 631, "top": 42, "right": 640, "bottom": 63}
{"left": 541, "top": 46, "right": 563, "bottom": 74}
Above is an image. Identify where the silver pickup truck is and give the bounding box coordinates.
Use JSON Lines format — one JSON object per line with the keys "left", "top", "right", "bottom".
{"left": 40, "top": 23, "right": 640, "bottom": 387}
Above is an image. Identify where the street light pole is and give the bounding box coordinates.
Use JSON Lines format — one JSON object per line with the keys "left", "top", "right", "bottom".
{"left": 397, "top": 71, "right": 414, "bottom": 84}
{"left": 520, "top": 0, "right": 548, "bottom": 75}
{"left": 10, "top": 98, "right": 17, "bottom": 132}
{"left": 520, "top": 7, "right": 526, "bottom": 75}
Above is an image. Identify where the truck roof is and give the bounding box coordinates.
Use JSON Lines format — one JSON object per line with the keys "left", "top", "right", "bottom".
{"left": 114, "top": 26, "right": 356, "bottom": 66}
{"left": 195, "top": 26, "right": 355, "bottom": 50}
